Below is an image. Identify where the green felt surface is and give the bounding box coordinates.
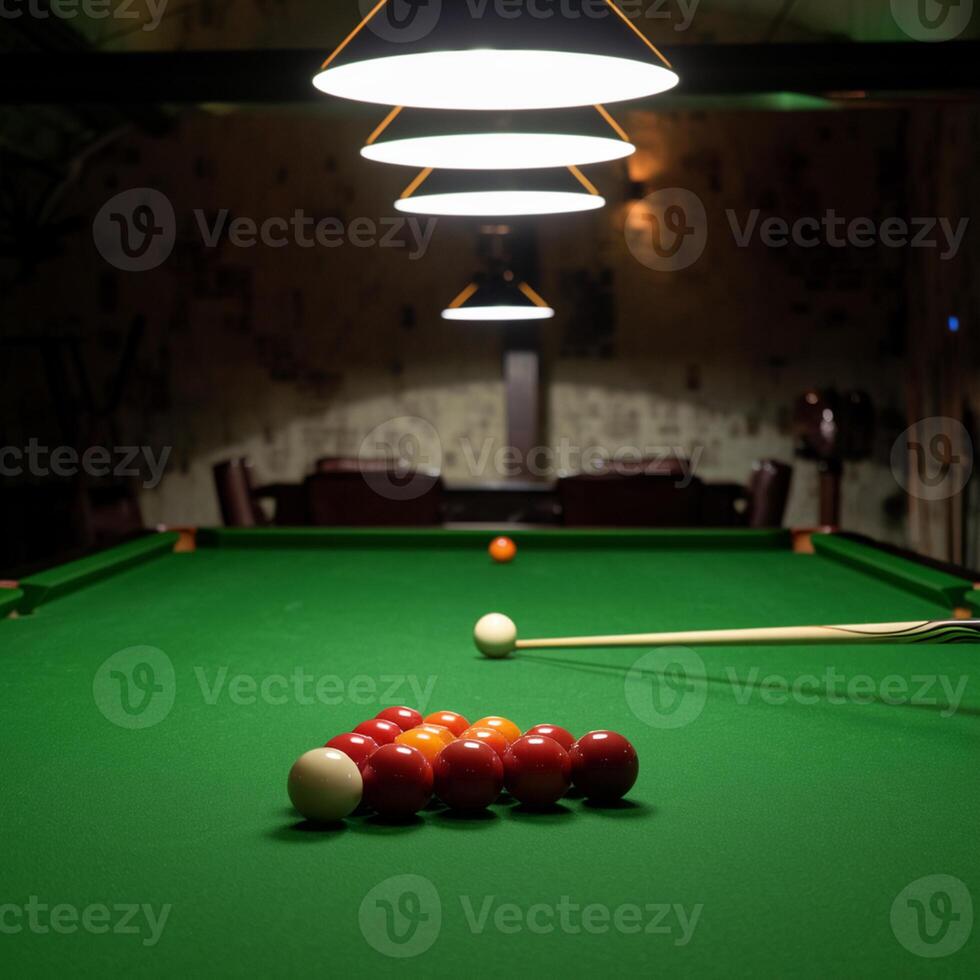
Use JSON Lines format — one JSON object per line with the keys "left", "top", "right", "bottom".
{"left": 18, "top": 532, "right": 180, "bottom": 612}
{"left": 1, "top": 531, "right": 978, "bottom": 977}
{"left": 812, "top": 533, "right": 974, "bottom": 607}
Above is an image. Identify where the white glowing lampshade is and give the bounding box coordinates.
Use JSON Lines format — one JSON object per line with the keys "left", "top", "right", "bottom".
{"left": 443, "top": 304, "right": 556, "bottom": 321}
{"left": 314, "top": 2, "right": 678, "bottom": 110}
{"left": 361, "top": 106, "right": 635, "bottom": 171}
{"left": 396, "top": 167, "right": 605, "bottom": 217}
{"left": 442, "top": 272, "right": 555, "bottom": 322}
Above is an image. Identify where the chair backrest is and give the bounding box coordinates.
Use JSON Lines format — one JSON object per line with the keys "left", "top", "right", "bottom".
{"left": 699, "top": 481, "right": 750, "bottom": 527}
{"left": 558, "top": 473, "right": 703, "bottom": 527}
{"left": 305, "top": 469, "right": 444, "bottom": 527}
{"left": 746, "top": 459, "right": 792, "bottom": 528}
{"left": 213, "top": 459, "right": 267, "bottom": 527}
{"left": 78, "top": 484, "right": 144, "bottom": 547}
{"left": 315, "top": 456, "right": 395, "bottom": 474}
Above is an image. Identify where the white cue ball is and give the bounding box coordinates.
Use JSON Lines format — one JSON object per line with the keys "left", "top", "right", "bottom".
{"left": 287, "top": 747, "right": 362, "bottom": 822}
{"left": 474, "top": 612, "right": 518, "bottom": 659}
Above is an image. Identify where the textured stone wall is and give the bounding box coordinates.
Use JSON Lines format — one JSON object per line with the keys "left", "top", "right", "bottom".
{"left": 0, "top": 101, "right": 953, "bottom": 545}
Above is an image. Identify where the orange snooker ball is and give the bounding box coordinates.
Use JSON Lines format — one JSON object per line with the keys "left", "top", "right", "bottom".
{"left": 488, "top": 536, "right": 517, "bottom": 563}
{"left": 458, "top": 726, "right": 509, "bottom": 760}
{"left": 395, "top": 728, "right": 446, "bottom": 765}
{"left": 472, "top": 715, "right": 522, "bottom": 745}
{"left": 418, "top": 724, "right": 455, "bottom": 747}
{"left": 424, "top": 710, "right": 471, "bottom": 737}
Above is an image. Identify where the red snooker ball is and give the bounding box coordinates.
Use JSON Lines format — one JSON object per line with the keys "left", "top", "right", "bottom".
{"left": 433, "top": 739, "right": 504, "bottom": 810}
{"left": 503, "top": 735, "right": 571, "bottom": 807}
{"left": 353, "top": 718, "right": 401, "bottom": 746}
{"left": 361, "top": 744, "right": 434, "bottom": 818}
{"left": 325, "top": 732, "right": 379, "bottom": 771}
{"left": 375, "top": 705, "right": 424, "bottom": 731}
{"left": 524, "top": 723, "right": 576, "bottom": 753}
{"left": 569, "top": 731, "right": 639, "bottom": 803}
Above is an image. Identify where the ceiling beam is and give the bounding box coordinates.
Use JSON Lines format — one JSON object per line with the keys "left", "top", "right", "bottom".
{"left": 0, "top": 43, "right": 977, "bottom": 105}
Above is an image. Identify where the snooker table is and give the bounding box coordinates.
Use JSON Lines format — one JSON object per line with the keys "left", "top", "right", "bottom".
{"left": 1, "top": 527, "right": 978, "bottom": 977}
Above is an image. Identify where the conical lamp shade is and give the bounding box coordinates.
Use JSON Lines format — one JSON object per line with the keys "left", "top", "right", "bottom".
{"left": 362, "top": 106, "right": 635, "bottom": 170}
{"left": 442, "top": 273, "right": 555, "bottom": 322}
{"left": 396, "top": 166, "right": 605, "bottom": 217}
{"left": 314, "top": 0, "right": 678, "bottom": 110}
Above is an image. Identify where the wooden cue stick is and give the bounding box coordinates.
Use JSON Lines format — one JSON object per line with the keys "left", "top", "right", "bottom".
{"left": 514, "top": 620, "right": 980, "bottom": 650}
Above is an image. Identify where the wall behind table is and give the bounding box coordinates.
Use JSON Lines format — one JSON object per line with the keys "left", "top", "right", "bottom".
{"left": 0, "top": 105, "right": 922, "bottom": 543}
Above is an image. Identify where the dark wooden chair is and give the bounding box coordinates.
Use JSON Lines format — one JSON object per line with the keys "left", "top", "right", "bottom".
{"left": 745, "top": 459, "right": 792, "bottom": 528}
{"left": 1, "top": 480, "right": 145, "bottom": 577}
{"left": 315, "top": 456, "right": 396, "bottom": 474}
{"left": 700, "top": 460, "right": 792, "bottom": 528}
{"left": 557, "top": 458, "right": 792, "bottom": 529}
{"left": 76, "top": 482, "right": 144, "bottom": 547}
{"left": 558, "top": 472, "right": 704, "bottom": 527}
{"left": 305, "top": 467, "right": 444, "bottom": 527}
{"left": 213, "top": 459, "right": 268, "bottom": 527}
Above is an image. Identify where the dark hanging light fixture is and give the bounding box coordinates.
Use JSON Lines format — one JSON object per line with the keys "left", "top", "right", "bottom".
{"left": 314, "top": 0, "right": 679, "bottom": 111}
{"left": 395, "top": 166, "right": 605, "bottom": 217}
{"left": 442, "top": 270, "right": 555, "bottom": 322}
{"left": 361, "top": 105, "right": 635, "bottom": 171}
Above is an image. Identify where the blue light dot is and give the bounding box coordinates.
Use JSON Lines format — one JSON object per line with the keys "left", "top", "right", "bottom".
{"left": 948, "top": 316, "right": 960, "bottom": 333}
